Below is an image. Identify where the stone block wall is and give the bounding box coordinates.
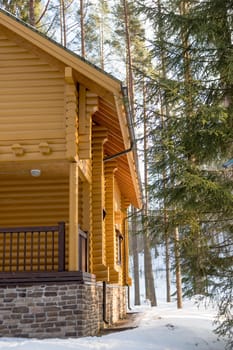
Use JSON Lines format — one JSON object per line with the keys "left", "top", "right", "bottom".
{"left": 99, "top": 283, "right": 127, "bottom": 324}
{"left": 0, "top": 281, "right": 127, "bottom": 338}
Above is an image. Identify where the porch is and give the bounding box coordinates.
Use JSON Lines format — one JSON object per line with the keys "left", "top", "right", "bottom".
{"left": 0, "top": 222, "right": 88, "bottom": 275}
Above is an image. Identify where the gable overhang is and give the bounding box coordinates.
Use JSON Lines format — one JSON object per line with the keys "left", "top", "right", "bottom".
{"left": 0, "top": 9, "right": 119, "bottom": 101}
{"left": 0, "top": 9, "right": 142, "bottom": 208}
{"left": 94, "top": 93, "right": 142, "bottom": 209}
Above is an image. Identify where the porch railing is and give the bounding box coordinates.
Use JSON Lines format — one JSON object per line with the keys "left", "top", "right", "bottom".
{"left": 0, "top": 222, "right": 65, "bottom": 272}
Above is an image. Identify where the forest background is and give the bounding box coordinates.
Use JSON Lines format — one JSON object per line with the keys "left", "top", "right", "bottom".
{"left": 0, "top": 1, "right": 232, "bottom": 349}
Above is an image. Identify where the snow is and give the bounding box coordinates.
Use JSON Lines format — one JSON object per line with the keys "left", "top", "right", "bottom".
{"left": 0, "top": 299, "right": 226, "bottom": 350}
{"left": 0, "top": 246, "right": 227, "bottom": 349}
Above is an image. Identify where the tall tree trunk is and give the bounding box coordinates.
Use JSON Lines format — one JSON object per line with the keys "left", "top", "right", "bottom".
{"left": 36, "top": 0, "right": 51, "bottom": 26}
{"left": 80, "top": 0, "right": 85, "bottom": 57}
{"left": 143, "top": 79, "right": 157, "bottom": 306}
{"left": 165, "top": 225, "right": 171, "bottom": 302}
{"left": 60, "top": 0, "right": 67, "bottom": 47}
{"left": 131, "top": 224, "right": 140, "bottom": 305}
{"left": 99, "top": 10, "right": 104, "bottom": 70}
{"left": 122, "top": 0, "right": 140, "bottom": 308}
{"left": 29, "top": 0, "right": 35, "bottom": 26}
{"left": 179, "top": 1, "right": 205, "bottom": 296}
{"left": 62, "top": 0, "right": 67, "bottom": 47}
{"left": 157, "top": 0, "right": 171, "bottom": 303}
{"left": 193, "top": 228, "right": 206, "bottom": 295}
{"left": 123, "top": 0, "right": 157, "bottom": 306}
{"left": 174, "top": 227, "right": 182, "bottom": 309}
{"left": 143, "top": 228, "right": 157, "bottom": 306}
{"left": 123, "top": 0, "right": 134, "bottom": 112}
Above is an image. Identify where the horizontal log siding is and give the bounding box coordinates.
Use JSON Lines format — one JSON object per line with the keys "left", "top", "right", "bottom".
{"left": 0, "top": 178, "right": 69, "bottom": 271}
{"left": 0, "top": 32, "right": 66, "bottom": 160}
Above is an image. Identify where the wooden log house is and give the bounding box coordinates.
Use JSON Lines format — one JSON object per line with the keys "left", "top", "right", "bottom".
{"left": 0, "top": 9, "right": 142, "bottom": 338}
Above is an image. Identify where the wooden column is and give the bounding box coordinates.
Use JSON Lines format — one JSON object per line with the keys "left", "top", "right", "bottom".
{"left": 121, "top": 197, "right": 132, "bottom": 286}
{"left": 91, "top": 126, "right": 108, "bottom": 280}
{"left": 79, "top": 85, "right": 98, "bottom": 159}
{"left": 65, "top": 67, "right": 78, "bottom": 161}
{"left": 68, "top": 162, "right": 79, "bottom": 271}
{"left": 104, "top": 160, "right": 119, "bottom": 283}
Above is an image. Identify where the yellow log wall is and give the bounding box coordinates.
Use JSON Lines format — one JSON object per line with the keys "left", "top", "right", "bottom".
{"left": 0, "top": 29, "right": 66, "bottom": 161}
{"left": 0, "top": 177, "right": 69, "bottom": 271}
{"left": 0, "top": 23, "right": 134, "bottom": 281}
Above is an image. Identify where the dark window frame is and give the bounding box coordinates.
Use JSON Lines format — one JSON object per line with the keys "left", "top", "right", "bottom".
{"left": 115, "top": 229, "right": 123, "bottom": 265}
{"left": 79, "top": 228, "right": 88, "bottom": 272}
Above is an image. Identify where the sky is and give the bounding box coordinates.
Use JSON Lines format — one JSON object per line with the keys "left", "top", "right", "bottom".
{"left": 0, "top": 298, "right": 227, "bottom": 350}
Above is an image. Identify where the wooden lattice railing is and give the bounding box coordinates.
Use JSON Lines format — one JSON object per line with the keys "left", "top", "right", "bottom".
{"left": 0, "top": 222, "right": 65, "bottom": 272}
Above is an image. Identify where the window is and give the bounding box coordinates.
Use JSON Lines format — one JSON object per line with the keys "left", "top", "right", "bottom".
{"left": 116, "top": 229, "right": 123, "bottom": 265}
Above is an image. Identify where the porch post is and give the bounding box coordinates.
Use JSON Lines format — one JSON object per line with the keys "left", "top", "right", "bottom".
{"left": 69, "top": 162, "right": 79, "bottom": 271}
{"left": 121, "top": 197, "right": 132, "bottom": 286}
{"left": 104, "top": 160, "right": 119, "bottom": 283}
{"left": 91, "top": 126, "right": 108, "bottom": 280}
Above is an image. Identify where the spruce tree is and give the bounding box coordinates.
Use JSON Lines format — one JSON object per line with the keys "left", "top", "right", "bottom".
{"left": 137, "top": 0, "right": 233, "bottom": 345}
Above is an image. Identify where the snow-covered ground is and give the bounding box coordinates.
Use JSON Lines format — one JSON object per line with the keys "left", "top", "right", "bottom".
{"left": 0, "top": 246, "right": 227, "bottom": 349}
{"left": 0, "top": 298, "right": 226, "bottom": 350}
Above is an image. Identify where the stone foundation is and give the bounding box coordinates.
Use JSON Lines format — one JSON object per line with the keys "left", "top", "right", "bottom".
{"left": 0, "top": 276, "right": 127, "bottom": 338}
{"left": 99, "top": 282, "right": 127, "bottom": 324}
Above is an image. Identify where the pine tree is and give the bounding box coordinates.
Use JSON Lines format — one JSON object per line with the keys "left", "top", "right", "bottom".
{"left": 137, "top": 0, "right": 233, "bottom": 345}
{"left": 0, "top": 0, "right": 42, "bottom": 25}
{"left": 80, "top": 0, "right": 85, "bottom": 56}
{"left": 109, "top": 0, "right": 158, "bottom": 306}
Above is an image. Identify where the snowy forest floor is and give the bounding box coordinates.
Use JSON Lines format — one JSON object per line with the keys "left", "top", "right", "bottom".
{"left": 0, "top": 298, "right": 227, "bottom": 350}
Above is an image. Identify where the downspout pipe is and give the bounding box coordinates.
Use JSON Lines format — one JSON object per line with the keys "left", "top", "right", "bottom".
{"left": 103, "top": 281, "right": 109, "bottom": 324}
{"left": 127, "top": 284, "right": 131, "bottom": 311}
{"left": 103, "top": 141, "right": 134, "bottom": 162}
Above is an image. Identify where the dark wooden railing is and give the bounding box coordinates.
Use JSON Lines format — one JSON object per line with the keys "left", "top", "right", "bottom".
{"left": 0, "top": 222, "right": 65, "bottom": 272}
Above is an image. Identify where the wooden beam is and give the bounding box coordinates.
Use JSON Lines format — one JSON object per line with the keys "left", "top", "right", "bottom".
{"left": 78, "top": 84, "right": 86, "bottom": 135}
{"left": 68, "top": 162, "right": 79, "bottom": 270}
{"left": 104, "top": 160, "right": 119, "bottom": 283}
{"left": 65, "top": 70, "right": 78, "bottom": 161}
{"left": 79, "top": 89, "right": 99, "bottom": 160}
{"left": 91, "top": 126, "right": 108, "bottom": 280}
